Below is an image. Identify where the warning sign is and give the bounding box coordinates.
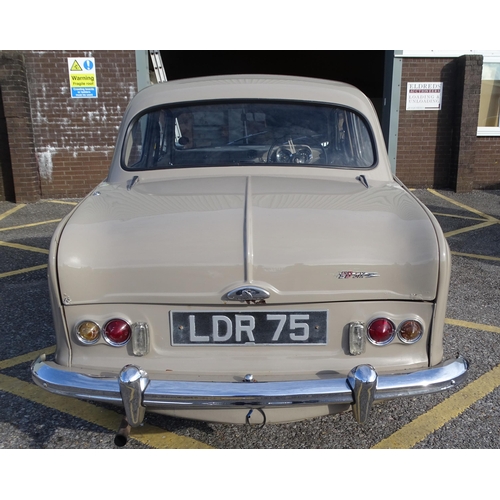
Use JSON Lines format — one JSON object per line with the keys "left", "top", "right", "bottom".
{"left": 70, "top": 60, "right": 83, "bottom": 71}
{"left": 67, "top": 57, "right": 98, "bottom": 98}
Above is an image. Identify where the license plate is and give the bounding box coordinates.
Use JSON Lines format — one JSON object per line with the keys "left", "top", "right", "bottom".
{"left": 170, "top": 311, "right": 327, "bottom": 345}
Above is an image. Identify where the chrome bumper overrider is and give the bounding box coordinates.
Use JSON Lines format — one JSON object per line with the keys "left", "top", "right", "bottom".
{"left": 31, "top": 355, "right": 468, "bottom": 426}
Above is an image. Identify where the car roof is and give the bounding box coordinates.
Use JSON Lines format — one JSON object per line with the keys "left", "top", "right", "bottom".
{"left": 124, "top": 74, "right": 377, "bottom": 118}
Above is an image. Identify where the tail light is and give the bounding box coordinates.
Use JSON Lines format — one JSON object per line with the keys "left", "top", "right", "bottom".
{"left": 76, "top": 321, "right": 100, "bottom": 344}
{"left": 103, "top": 319, "right": 132, "bottom": 346}
{"left": 398, "top": 320, "right": 424, "bottom": 344}
{"left": 367, "top": 318, "right": 396, "bottom": 345}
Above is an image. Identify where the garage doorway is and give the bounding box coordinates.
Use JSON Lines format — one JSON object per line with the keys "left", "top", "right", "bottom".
{"left": 160, "top": 51, "right": 386, "bottom": 116}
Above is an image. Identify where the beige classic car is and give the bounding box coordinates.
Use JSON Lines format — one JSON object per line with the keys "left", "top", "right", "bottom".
{"left": 32, "top": 75, "right": 468, "bottom": 444}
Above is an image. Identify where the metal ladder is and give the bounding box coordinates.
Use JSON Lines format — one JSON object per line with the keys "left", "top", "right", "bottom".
{"left": 149, "top": 50, "right": 167, "bottom": 83}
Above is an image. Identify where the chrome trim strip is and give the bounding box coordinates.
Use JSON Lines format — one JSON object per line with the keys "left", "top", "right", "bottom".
{"left": 243, "top": 176, "right": 253, "bottom": 283}
{"left": 32, "top": 355, "right": 468, "bottom": 423}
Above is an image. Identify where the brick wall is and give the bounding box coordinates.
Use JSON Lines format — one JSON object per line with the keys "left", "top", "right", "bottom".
{"left": 3, "top": 51, "right": 500, "bottom": 199}
{"left": 396, "top": 58, "right": 457, "bottom": 189}
{"left": 396, "top": 55, "right": 500, "bottom": 190}
{"left": 23, "top": 50, "right": 138, "bottom": 198}
{"left": 0, "top": 52, "right": 40, "bottom": 202}
{"left": 475, "top": 137, "right": 500, "bottom": 188}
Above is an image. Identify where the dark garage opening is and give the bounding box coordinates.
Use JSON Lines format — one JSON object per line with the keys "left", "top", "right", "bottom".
{"left": 160, "top": 51, "right": 387, "bottom": 119}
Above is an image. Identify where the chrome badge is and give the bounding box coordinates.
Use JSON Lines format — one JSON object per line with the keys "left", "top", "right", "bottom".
{"left": 226, "top": 286, "right": 270, "bottom": 302}
{"left": 338, "top": 271, "right": 380, "bottom": 279}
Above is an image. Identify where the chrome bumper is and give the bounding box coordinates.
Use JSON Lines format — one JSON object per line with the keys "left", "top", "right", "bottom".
{"left": 31, "top": 355, "right": 468, "bottom": 426}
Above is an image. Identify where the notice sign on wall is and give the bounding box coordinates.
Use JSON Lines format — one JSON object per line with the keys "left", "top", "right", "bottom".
{"left": 68, "top": 57, "right": 98, "bottom": 98}
{"left": 406, "top": 82, "right": 443, "bottom": 110}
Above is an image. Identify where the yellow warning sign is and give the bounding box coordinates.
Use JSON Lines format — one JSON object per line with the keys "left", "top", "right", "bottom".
{"left": 70, "top": 74, "right": 95, "bottom": 87}
{"left": 67, "top": 57, "right": 97, "bottom": 98}
{"left": 70, "top": 60, "right": 83, "bottom": 71}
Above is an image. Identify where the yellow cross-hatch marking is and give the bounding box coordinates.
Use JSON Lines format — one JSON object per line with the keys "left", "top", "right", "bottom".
{"left": 0, "top": 373, "right": 212, "bottom": 448}
{"left": 42, "top": 200, "right": 78, "bottom": 206}
{"left": 0, "top": 240, "right": 49, "bottom": 254}
{"left": 445, "top": 318, "right": 500, "bottom": 334}
{"left": 0, "top": 204, "right": 26, "bottom": 221}
{"left": 371, "top": 316, "right": 500, "bottom": 448}
{"left": 444, "top": 221, "right": 496, "bottom": 238}
{"left": 372, "top": 364, "right": 500, "bottom": 449}
{"left": 0, "top": 347, "right": 212, "bottom": 449}
{"left": 427, "top": 189, "right": 500, "bottom": 223}
{"left": 0, "top": 264, "right": 47, "bottom": 279}
{"left": 427, "top": 189, "right": 500, "bottom": 261}
{"left": 0, "top": 219, "right": 62, "bottom": 232}
{"left": 451, "top": 251, "right": 500, "bottom": 263}
{"left": 432, "top": 212, "right": 486, "bottom": 222}
{"left": 0, "top": 346, "right": 55, "bottom": 370}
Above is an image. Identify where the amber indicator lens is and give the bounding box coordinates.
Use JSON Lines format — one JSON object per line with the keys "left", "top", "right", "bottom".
{"left": 104, "top": 319, "right": 131, "bottom": 346}
{"left": 77, "top": 321, "right": 100, "bottom": 344}
{"left": 398, "top": 320, "right": 423, "bottom": 343}
{"left": 368, "top": 318, "right": 395, "bottom": 345}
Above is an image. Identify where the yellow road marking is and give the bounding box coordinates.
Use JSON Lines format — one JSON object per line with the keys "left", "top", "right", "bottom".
{"left": 0, "top": 240, "right": 49, "bottom": 254}
{"left": 452, "top": 251, "right": 500, "bottom": 262}
{"left": 0, "top": 264, "right": 47, "bottom": 278}
{"left": 0, "top": 219, "right": 62, "bottom": 232}
{"left": 428, "top": 189, "right": 499, "bottom": 223}
{"left": 432, "top": 212, "right": 485, "bottom": 222}
{"left": 444, "top": 221, "right": 496, "bottom": 238}
{"left": 372, "top": 317, "right": 500, "bottom": 448}
{"left": 445, "top": 318, "right": 500, "bottom": 334}
{"left": 0, "top": 346, "right": 212, "bottom": 449}
{"left": 42, "top": 200, "right": 79, "bottom": 206}
{"left": 0, "top": 346, "right": 55, "bottom": 370}
{"left": 0, "top": 373, "right": 212, "bottom": 448}
{"left": 372, "top": 364, "right": 500, "bottom": 449}
{"left": 0, "top": 204, "right": 26, "bottom": 221}
{"left": 1, "top": 347, "right": 212, "bottom": 449}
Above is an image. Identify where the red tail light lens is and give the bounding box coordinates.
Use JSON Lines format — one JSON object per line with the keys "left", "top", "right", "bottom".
{"left": 367, "top": 318, "right": 395, "bottom": 345}
{"left": 103, "top": 319, "right": 131, "bottom": 346}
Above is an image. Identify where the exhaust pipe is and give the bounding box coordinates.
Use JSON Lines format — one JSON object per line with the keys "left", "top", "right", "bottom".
{"left": 114, "top": 418, "right": 131, "bottom": 447}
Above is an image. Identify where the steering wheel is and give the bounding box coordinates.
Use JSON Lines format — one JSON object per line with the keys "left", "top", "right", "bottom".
{"left": 267, "top": 137, "right": 327, "bottom": 164}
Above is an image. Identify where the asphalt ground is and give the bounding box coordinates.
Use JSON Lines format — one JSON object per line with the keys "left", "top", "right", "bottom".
{"left": 1, "top": 189, "right": 500, "bottom": 455}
